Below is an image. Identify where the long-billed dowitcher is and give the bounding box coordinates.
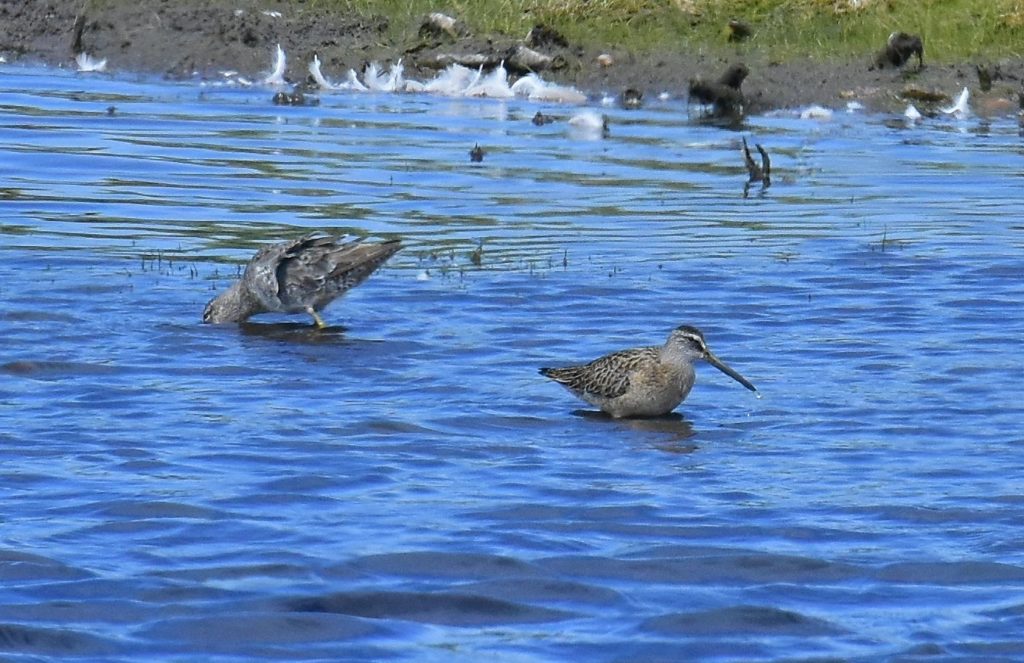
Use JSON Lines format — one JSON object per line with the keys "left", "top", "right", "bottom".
{"left": 203, "top": 233, "right": 401, "bottom": 327}
{"left": 539, "top": 325, "right": 757, "bottom": 418}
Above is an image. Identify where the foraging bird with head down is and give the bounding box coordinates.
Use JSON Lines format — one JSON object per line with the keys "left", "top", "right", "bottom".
{"left": 203, "top": 233, "right": 401, "bottom": 327}
{"left": 742, "top": 137, "right": 771, "bottom": 198}
{"left": 540, "top": 325, "right": 757, "bottom": 418}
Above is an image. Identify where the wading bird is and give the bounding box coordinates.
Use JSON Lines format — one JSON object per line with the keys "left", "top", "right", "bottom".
{"left": 540, "top": 325, "right": 757, "bottom": 418}
{"left": 203, "top": 234, "right": 401, "bottom": 327}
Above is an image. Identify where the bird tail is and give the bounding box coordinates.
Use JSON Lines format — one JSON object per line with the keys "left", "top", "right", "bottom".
{"left": 539, "top": 366, "right": 574, "bottom": 383}
{"left": 329, "top": 239, "right": 402, "bottom": 290}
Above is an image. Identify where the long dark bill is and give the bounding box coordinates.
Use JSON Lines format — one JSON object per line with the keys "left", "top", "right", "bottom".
{"left": 706, "top": 353, "right": 757, "bottom": 392}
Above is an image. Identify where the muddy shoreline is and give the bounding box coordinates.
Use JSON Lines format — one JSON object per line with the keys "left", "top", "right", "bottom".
{"left": 2, "top": 1, "right": 1022, "bottom": 116}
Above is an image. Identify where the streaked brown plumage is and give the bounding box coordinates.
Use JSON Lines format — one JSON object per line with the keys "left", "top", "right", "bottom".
{"left": 540, "top": 325, "right": 757, "bottom": 418}
{"left": 203, "top": 233, "right": 401, "bottom": 327}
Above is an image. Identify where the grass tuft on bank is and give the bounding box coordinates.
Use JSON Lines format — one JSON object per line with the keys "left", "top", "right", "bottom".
{"left": 323, "top": 0, "right": 1023, "bottom": 62}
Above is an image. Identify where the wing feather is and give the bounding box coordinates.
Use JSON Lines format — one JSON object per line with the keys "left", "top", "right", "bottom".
{"left": 542, "top": 347, "right": 657, "bottom": 399}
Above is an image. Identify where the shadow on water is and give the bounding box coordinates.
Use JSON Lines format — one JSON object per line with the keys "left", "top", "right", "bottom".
{"left": 571, "top": 409, "right": 697, "bottom": 450}
{"left": 236, "top": 322, "right": 350, "bottom": 344}
{"left": 0, "top": 360, "right": 119, "bottom": 379}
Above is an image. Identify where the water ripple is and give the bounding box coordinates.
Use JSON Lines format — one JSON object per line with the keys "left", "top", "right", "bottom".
{"left": 2, "top": 64, "right": 1024, "bottom": 661}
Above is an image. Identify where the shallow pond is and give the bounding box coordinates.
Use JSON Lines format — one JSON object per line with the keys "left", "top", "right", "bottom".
{"left": 2, "top": 64, "right": 1024, "bottom": 661}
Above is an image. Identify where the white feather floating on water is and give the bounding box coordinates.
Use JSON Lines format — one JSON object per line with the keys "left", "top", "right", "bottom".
{"left": 511, "top": 73, "right": 587, "bottom": 104}
{"left": 385, "top": 60, "right": 406, "bottom": 92}
{"left": 508, "top": 75, "right": 539, "bottom": 96}
{"left": 343, "top": 69, "right": 368, "bottom": 92}
{"left": 940, "top": 87, "right": 970, "bottom": 119}
{"left": 543, "top": 83, "right": 587, "bottom": 104}
{"left": 75, "top": 52, "right": 107, "bottom": 73}
{"left": 568, "top": 110, "right": 604, "bottom": 129}
{"left": 403, "top": 79, "right": 426, "bottom": 93}
{"left": 308, "top": 55, "right": 367, "bottom": 91}
{"left": 309, "top": 55, "right": 338, "bottom": 90}
{"left": 421, "top": 64, "right": 477, "bottom": 96}
{"left": 301, "top": 53, "right": 588, "bottom": 105}
{"left": 464, "top": 63, "right": 514, "bottom": 99}
{"left": 568, "top": 110, "right": 607, "bottom": 139}
{"left": 799, "top": 104, "right": 833, "bottom": 121}
{"left": 362, "top": 62, "right": 386, "bottom": 91}
{"left": 363, "top": 60, "right": 405, "bottom": 92}
{"left": 263, "top": 44, "right": 286, "bottom": 85}
{"left": 462, "top": 66, "right": 483, "bottom": 93}
{"left": 213, "top": 69, "right": 254, "bottom": 86}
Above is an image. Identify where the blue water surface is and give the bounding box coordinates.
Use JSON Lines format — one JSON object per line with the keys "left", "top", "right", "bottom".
{"left": 2, "top": 64, "right": 1024, "bottom": 662}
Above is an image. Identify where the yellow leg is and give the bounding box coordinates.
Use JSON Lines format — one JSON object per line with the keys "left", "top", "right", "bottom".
{"left": 308, "top": 308, "right": 327, "bottom": 329}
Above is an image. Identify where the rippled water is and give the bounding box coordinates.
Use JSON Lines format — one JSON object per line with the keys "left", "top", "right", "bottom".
{"left": 2, "top": 64, "right": 1024, "bottom": 661}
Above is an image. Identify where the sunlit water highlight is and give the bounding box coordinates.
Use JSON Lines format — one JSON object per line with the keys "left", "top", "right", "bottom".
{"left": 2, "top": 65, "right": 1024, "bottom": 661}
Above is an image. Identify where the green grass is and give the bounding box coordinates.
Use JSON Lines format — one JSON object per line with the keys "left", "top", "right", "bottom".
{"left": 318, "top": 0, "right": 1024, "bottom": 62}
